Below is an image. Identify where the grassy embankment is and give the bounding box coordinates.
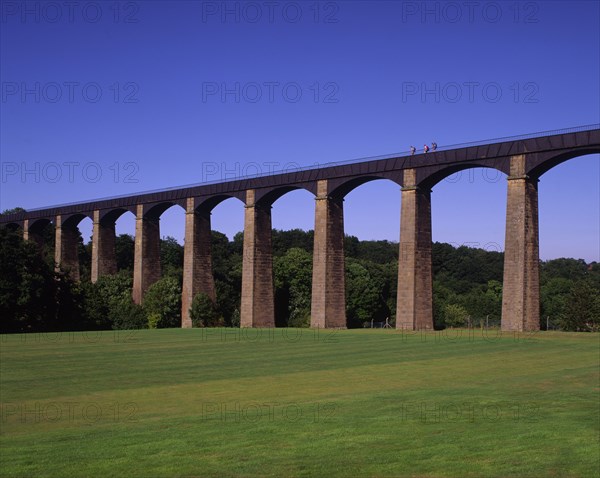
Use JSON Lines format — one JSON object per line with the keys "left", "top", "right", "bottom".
{"left": 1, "top": 328, "right": 598, "bottom": 477}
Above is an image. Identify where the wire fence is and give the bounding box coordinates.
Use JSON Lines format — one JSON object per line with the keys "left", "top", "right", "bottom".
{"left": 364, "top": 315, "right": 564, "bottom": 331}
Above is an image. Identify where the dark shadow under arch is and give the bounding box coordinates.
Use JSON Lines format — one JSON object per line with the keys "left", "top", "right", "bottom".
{"left": 255, "top": 185, "right": 315, "bottom": 207}
{"left": 29, "top": 218, "right": 53, "bottom": 234}
{"left": 61, "top": 213, "right": 93, "bottom": 229}
{"left": 3, "top": 222, "right": 21, "bottom": 231}
{"left": 330, "top": 175, "right": 402, "bottom": 200}
{"left": 100, "top": 207, "right": 135, "bottom": 225}
{"left": 528, "top": 148, "right": 600, "bottom": 180}
{"left": 145, "top": 202, "right": 185, "bottom": 220}
{"left": 198, "top": 194, "right": 245, "bottom": 213}
{"left": 419, "top": 163, "right": 508, "bottom": 191}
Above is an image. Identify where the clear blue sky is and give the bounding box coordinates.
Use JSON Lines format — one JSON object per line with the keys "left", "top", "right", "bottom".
{"left": 1, "top": 0, "right": 599, "bottom": 262}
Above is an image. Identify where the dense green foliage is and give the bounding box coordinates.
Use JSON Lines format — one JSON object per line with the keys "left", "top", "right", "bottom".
{"left": 274, "top": 247, "right": 313, "bottom": 327}
{"left": 1, "top": 226, "right": 598, "bottom": 332}
{"left": 0, "top": 226, "right": 84, "bottom": 333}
{"left": 144, "top": 277, "right": 182, "bottom": 328}
{"left": 80, "top": 271, "right": 144, "bottom": 330}
{"left": 190, "top": 293, "right": 224, "bottom": 327}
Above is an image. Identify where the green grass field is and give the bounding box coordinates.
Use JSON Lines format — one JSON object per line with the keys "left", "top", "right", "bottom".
{"left": 0, "top": 328, "right": 598, "bottom": 477}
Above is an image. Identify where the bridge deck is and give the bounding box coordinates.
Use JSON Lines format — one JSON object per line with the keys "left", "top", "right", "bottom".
{"left": 1, "top": 124, "right": 599, "bottom": 224}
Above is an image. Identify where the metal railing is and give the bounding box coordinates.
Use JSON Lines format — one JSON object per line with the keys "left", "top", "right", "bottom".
{"left": 9, "top": 123, "right": 600, "bottom": 214}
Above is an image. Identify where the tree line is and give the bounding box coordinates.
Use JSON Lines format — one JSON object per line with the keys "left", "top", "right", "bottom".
{"left": 0, "top": 223, "right": 598, "bottom": 333}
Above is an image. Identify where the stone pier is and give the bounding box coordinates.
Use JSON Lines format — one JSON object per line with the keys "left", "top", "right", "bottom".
{"left": 310, "top": 180, "right": 347, "bottom": 328}
{"left": 181, "top": 199, "right": 217, "bottom": 328}
{"left": 396, "top": 169, "right": 434, "bottom": 330}
{"left": 54, "top": 215, "right": 80, "bottom": 281}
{"left": 240, "top": 190, "right": 275, "bottom": 327}
{"left": 91, "top": 210, "right": 117, "bottom": 283}
{"left": 501, "top": 155, "right": 540, "bottom": 331}
{"left": 132, "top": 205, "right": 161, "bottom": 305}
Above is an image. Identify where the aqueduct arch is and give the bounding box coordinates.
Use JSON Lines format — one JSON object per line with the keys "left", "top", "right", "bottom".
{"left": 181, "top": 194, "right": 245, "bottom": 327}
{"left": 239, "top": 185, "right": 314, "bottom": 328}
{"left": 2, "top": 126, "right": 598, "bottom": 332}
{"left": 131, "top": 202, "right": 185, "bottom": 304}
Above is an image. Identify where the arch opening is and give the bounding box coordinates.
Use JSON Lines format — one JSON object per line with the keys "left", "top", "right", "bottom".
{"left": 342, "top": 178, "right": 402, "bottom": 329}
{"left": 3, "top": 222, "right": 21, "bottom": 232}
{"left": 430, "top": 167, "right": 507, "bottom": 330}
{"left": 156, "top": 203, "right": 186, "bottom": 282}
{"left": 76, "top": 216, "right": 94, "bottom": 282}
{"left": 114, "top": 209, "right": 136, "bottom": 275}
{"left": 202, "top": 195, "right": 246, "bottom": 327}
{"left": 418, "top": 163, "right": 507, "bottom": 191}
{"left": 28, "top": 218, "right": 55, "bottom": 264}
{"left": 270, "top": 188, "right": 316, "bottom": 327}
{"left": 536, "top": 153, "right": 600, "bottom": 331}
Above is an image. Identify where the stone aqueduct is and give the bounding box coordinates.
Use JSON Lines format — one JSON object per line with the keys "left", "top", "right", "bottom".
{"left": 1, "top": 126, "right": 599, "bottom": 331}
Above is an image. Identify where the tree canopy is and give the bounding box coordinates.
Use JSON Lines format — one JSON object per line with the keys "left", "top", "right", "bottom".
{"left": 1, "top": 226, "right": 598, "bottom": 332}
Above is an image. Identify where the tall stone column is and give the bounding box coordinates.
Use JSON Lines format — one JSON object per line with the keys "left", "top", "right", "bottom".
{"left": 132, "top": 205, "right": 161, "bottom": 305}
{"left": 91, "top": 210, "right": 117, "bottom": 283}
{"left": 23, "top": 219, "right": 30, "bottom": 242}
{"left": 396, "top": 170, "right": 433, "bottom": 330}
{"left": 181, "top": 199, "right": 216, "bottom": 328}
{"left": 310, "top": 180, "right": 347, "bottom": 328}
{"left": 501, "top": 155, "right": 540, "bottom": 331}
{"left": 54, "top": 215, "right": 80, "bottom": 281}
{"left": 240, "top": 190, "right": 275, "bottom": 327}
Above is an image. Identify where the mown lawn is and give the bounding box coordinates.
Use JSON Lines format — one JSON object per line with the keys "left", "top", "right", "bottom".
{"left": 0, "top": 328, "right": 598, "bottom": 477}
